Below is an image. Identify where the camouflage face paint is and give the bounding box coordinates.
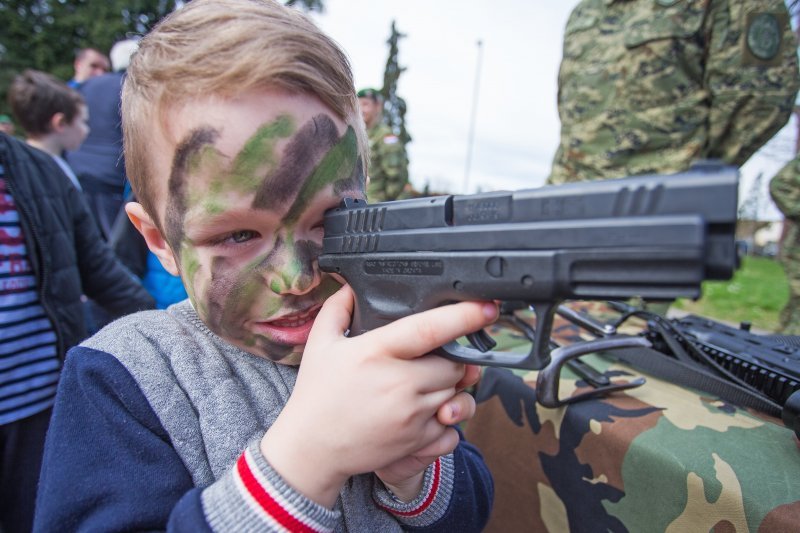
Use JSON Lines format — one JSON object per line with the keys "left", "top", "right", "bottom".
{"left": 166, "top": 127, "right": 219, "bottom": 248}
{"left": 206, "top": 239, "right": 338, "bottom": 360}
{"left": 252, "top": 114, "right": 365, "bottom": 217}
{"left": 252, "top": 114, "right": 339, "bottom": 210}
{"left": 282, "top": 119, "right": 363, "bottom": 225}
{"left": 206, "top": 252, "right": 294, "bottom": 358}
{"left": 181, "top": 117, "right": 296, "bottom": 237}
{"left": 229, "top": 114, "right": 294, "bottom": 194}
{"left": 166, "top": 108, "right": 364, "bottom": 361}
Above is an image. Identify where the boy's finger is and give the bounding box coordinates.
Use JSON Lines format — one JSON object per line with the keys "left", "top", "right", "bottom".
{"left": 307, "top": 284, "right": 354, "bottom": 339}
{"left": 454, "top": 364, "right": 481, "bottom": 392}
{"left": 411, "top": 426, "right": 461, "bottom": 459}
{"left": 436, "top": 392, "right": 476, "bottom": 426}
{"left": 363, "top": 301, "right": 498, "bottom": 360}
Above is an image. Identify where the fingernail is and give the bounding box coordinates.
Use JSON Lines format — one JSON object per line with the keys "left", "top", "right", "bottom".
{"left": 483, "top": 302, "right": 498, "bottom": 320}
{"left": 449, "top": 403, "right": 461, "bottom": 420}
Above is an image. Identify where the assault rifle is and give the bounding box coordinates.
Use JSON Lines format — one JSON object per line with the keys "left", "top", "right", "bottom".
{"left": 647, "top": 313, "right": 800, "bottom": 437}
{"left": 542, "top": 301, "right": 800, "bottom": 437}
{"left": 319, "top": 161, "right": 739, "bottom": 377}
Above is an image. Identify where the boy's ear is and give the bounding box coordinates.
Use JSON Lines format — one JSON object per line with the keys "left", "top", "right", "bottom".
{"left": 49, "top": 112, "right": 66, "bottom": 133}
{"left": 125, "top": 202, "right": 180, "bottom": 276}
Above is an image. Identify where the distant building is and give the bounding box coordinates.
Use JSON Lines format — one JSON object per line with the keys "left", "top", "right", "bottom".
{"left": 737, "top": 219, "right": 783, "bottom": 257}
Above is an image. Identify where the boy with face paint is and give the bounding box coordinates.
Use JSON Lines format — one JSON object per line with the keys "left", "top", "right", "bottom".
{"left": 34, "top": 1, "right": 496, "bottom": 531}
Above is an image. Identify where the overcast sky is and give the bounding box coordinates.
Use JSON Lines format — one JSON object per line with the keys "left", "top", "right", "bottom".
{"left": 310, "top": 0, "right": 796, "bottom": 220}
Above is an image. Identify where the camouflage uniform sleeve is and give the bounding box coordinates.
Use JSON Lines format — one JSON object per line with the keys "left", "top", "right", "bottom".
{"left": 548, "top": 0, "right": 800, "bottom": 185}
{"left": 547, "top": 0, "right": 602, "bottom": 185}
{"left": 379, "top": 138, "right": 409, "bottom": 201}
{"left": 770, "top": 154, "right": 800, "bottom": 220}
{"left": 705, "top": 0, "right": 800, "bottom": 166}
{"left": 367, "top": 125, "right": 409, "bottom": 202}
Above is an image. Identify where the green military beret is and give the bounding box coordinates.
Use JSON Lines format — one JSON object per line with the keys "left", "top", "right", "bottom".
{"left": 357, "top": 88, "right": 382, "bottom": 101}
{"left": 0, "top": 114, "right": 11, "bottom": 124}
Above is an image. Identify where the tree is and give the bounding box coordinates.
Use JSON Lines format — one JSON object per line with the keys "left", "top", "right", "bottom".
{"left": 380, "top": 20, "right": 411, "bottom": 145}
{"left": 0, "top": 0, "right": 325, "bottom": 120}
{"left": 0, "top": 0, "right": 181, "bottom": 117}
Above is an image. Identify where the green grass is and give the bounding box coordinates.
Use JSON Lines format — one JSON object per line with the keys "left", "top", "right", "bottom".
{"left": 673, "top": 256, "right": 788, "bottom": 332}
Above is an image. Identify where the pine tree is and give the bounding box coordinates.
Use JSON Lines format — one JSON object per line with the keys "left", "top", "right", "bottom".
{"left": 380, "top": 20, "right": 411, "bottom": 145}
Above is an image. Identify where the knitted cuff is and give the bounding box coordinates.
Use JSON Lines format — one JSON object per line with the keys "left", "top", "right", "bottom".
{"left": 373, "top": 454, "right": 455, "bottom": 528}
{"left": 201, "top": 440, "right": 339, "bottom": 532}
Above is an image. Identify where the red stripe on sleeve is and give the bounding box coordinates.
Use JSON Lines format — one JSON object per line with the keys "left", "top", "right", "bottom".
{"left": 236, "top": 453, "right": 320, "bottom": 533}
{"left": 378, "top": 458, "right": 442, "bottom": 517}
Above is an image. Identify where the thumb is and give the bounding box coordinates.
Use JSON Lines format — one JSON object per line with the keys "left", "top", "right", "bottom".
{"left": 306, "top": 284, "right": 354, "bottom": 344}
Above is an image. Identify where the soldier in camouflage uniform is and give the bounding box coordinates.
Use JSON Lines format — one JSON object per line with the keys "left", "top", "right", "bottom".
{"left": 548, "top": 0, "right": 800, "bottom": 185}
{"left": 357, "top": 88, "right": 409, "bottom": 202}
{"left": 770, "top": 155, "right": 800, "bottom": 334}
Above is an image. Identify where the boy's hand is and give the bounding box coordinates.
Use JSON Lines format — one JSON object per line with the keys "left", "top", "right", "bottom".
{"left": 374, "top": 364, "right": 481, "bottom": 501}
{"left": 260, "top": 285, "right": 497, "bottom": 508}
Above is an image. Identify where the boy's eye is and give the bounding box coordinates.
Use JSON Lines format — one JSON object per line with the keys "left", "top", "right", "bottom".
{"left": 229, "top": 230, "right": 257, "bottom": 243}
{"left": 197, "top": 228, "right": 262, "bottom": 248}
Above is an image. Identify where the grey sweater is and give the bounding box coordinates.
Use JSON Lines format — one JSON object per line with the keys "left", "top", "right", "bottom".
{"left": 83, "top": 300, "right": 455, "bottom": 531}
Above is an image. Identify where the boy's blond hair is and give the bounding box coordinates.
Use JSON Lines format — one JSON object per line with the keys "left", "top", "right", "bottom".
{"left": 122, "top": 0, "right": 367, "bottom": 227}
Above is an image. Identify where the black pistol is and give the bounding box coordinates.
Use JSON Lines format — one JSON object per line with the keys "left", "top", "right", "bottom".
{"left": 318, "top": 162, "right": 739, "bottom": 372}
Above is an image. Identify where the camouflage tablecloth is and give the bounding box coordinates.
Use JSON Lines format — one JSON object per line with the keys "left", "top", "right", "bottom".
{"left": 465, "top": 303, "right": 800, "bottom": 532}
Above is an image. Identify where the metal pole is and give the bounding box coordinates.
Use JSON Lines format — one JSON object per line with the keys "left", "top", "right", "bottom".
{"left": 463, "top": 39, "right": 483, "bottom": 193}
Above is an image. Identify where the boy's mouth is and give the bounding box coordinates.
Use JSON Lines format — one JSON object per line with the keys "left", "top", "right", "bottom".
{"left": 251, "top": 305, "right": 322, "bottom": 345}
{"left": 267, "top": 305, "right": 322, "bottom": 328}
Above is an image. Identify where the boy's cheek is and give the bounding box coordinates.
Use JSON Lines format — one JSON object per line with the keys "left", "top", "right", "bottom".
{"left": 176, "top": 248, "right": 215, "bottom": 319}
{"left": 280, "top": 349, "right": 304, "bottom": 366}
{"left": 328, "top": 272, "right": 348, "bottom": 287}
{"left": 318, "top": 274, "right": 343, "bottom": 301}
{"left": 183, "top": 274, "right": 211, "bottom": 320}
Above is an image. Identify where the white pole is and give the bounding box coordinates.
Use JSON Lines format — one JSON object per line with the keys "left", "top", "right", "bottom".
{"left": 463, "top": 39, "right": 483, "bottom": 193}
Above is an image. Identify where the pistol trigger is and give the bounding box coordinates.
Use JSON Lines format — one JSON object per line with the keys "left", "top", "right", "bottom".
{"left": 467, "top": 330, "right": 497, "bottom": 353}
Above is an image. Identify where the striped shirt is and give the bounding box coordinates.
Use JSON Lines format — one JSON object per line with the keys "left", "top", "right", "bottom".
{"left": 0, "top": 168, "right": 60, "bottom": 425}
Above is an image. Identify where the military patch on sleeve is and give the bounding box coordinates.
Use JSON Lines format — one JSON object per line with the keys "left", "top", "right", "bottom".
{"left": 743, "top": 12, "right": 785, "bottom": 66}
{"left": 382, "top": 134, "right": 399, "bottom": 145}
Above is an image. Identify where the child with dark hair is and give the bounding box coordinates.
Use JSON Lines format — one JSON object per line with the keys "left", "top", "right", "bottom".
{"left": 8, "top": 69, "right": 89, "bottom": 189}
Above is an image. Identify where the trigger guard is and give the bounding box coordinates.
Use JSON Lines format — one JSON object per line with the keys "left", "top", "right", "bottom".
{"left": 434, "top": 341, "right": 542, "bottom": 370}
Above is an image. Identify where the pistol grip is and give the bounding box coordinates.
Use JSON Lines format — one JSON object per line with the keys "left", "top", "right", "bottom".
{"left": 347, "top": 290, "right": 394, "bottom": 337}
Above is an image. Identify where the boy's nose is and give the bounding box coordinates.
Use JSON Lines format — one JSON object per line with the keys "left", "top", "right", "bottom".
{"left": 265, "top": 244, "right": 321, "bottom": 296}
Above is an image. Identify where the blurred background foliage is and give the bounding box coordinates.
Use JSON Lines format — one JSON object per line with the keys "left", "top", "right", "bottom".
{"left": 0, "top": 0, "right": 327, "bottom": 118}
{"left": 0, "top": 0, "right": 415, "bottom": 170}
{"left": 0, "top": 0, "right": 181, "bottom": 115}
{"left": 674, "top": 256, "right": 788, "bottom": 332}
